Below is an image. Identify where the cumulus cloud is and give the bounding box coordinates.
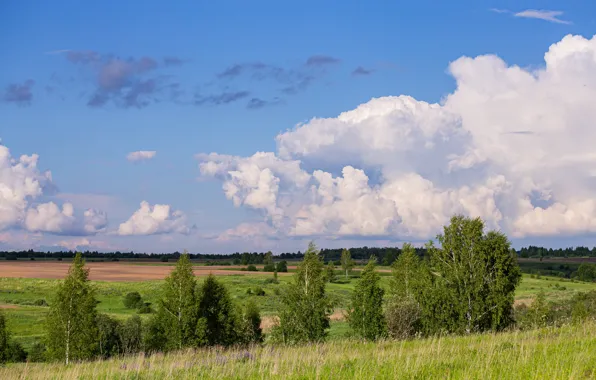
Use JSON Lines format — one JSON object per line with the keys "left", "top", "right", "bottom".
{"left": 199, "top": 34, "right": 596, "bottom": 240}
{"left": 127, "top": 151, "right": 156, "bottom": 162}
{"left": 118, "top": 201, "right": 191, "bottom": 236}
{"left": 0, "top": 142, "right": 108, "bottom": 236}
{"left": 24, "top": 202, "right": 107, "bottom": 235}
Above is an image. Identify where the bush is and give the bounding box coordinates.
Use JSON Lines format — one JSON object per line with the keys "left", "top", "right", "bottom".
{"left": 137, "top": 302, "right": 153, "bottom": 314}
{"left": 247, "top": 264, "right": 258, "bottom": 272}
{"left": 7, "top": 341, "right": 27, "bottom": 362}
{"left": 263, "top": 263, "right": 276, "bottom": 272}
{"left": 123, "top": 292, "right": 143, "bottom": 309}
{"left": 385, "top": 298, "right": 421, "bottom": 340}
{"left": 160, "top": 256, "right": 169, "bottom": 262}
{"left": 33, "top": 299, "right": 48, "bottom": 307}
{"left": 275, "top": 261, "right": 288, "bottom": 273}
{"left": 119, "top": 315, "right": 143, "bottom": 354}
{"left": 28, "top": 342, "right": 47, "bottom": 362}
{"left": 263, "top": 277, "right": 278, "bottom": 284}
{"left": 252, "top": 287, "right": 266, "bottom": 296}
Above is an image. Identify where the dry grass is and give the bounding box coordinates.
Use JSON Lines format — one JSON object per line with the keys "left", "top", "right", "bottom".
{"left": 2, "top": 321, "right": 595, "bottom": 379}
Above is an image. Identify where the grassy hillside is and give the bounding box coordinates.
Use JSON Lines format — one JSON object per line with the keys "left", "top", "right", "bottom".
{"left": 1, "top": 321, "right": 594, "bottom": 379}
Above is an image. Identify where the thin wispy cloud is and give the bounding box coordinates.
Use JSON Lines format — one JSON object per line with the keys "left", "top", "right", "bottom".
{"left": 127, "top": 151, "right": 156, "bottom": 162}
{"left": 515, "top": 9, "right": 572, "bottom": 24}
{"left": 490, "top": 8, "right": 572, "bottom": 25}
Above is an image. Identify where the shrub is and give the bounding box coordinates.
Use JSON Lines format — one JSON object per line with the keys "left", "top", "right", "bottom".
{"left": 123, "top": 292, "right": 143, "bottom": 309}
{"left": 34, "top": 299, "right": 48, "bottom": 307}
{"left": 137, "top": 302, "right": 153, "bottom": 314}
{"left": 252, "top": 287, "right": 266, "bottom": 296}
{"left": 7, "top": 342, "right": 27, "bottom": 362}
{"left": 119, "top": 315, "right": 143, "bottom": 354}
{"left": 385, "top": 298, "right": 421, "bottom": 340}
{"left": 160, "top": 256, "right": 169, "bottom": 262}
{"left": 28, "top": 342, "right": 47, "bottom": 362}
{"left": 247, "top": 264, "right": 258, "bottom": 272}
{"left": 276, "top": 261, "right": 288, "bottom": 273}
{"left": 263, "top": 263, "right": 276, "bottom": 272}
{"left": 263, "top": 277, "right": 278, "bottom": 284}
{"left": 246, "top": 288, "right": 253, "bottom": 295}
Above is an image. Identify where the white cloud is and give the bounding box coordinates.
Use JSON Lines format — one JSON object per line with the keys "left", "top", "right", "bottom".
{"left": 24, "top": 202, "right": 108, "bottom": 235}
{"left": 199, "top": 34, "right": 596, "bottom": 240}
{"left": 216, "top": 222, "right": 277, "bottom": 242}
{"left": 127, "top": 151, "right": 156, "bottom": 162}
{"left": 514, "top": 10, "right": 572, "bottom": 25}
{"left": 0, "top": 142, "right": 109, "bottom": 236}
{"left": 118, "top": 201, "right": 191, "bottom": 236}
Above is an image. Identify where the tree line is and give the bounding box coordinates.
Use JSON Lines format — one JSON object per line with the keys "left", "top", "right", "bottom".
{"left": 3, "top": 244, "right": 595, "bottom": 263}
{"left": 2, "top": 215, "right": 596, "bottom": 365}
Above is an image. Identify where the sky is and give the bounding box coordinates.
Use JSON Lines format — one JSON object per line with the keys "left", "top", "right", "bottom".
{"left": 1, "top": 0, "right": 596, "bottom": 254}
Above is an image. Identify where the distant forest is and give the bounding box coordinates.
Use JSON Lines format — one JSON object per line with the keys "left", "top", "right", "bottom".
{"left": 1, "top": 245, "right": 596, "bottom": 265}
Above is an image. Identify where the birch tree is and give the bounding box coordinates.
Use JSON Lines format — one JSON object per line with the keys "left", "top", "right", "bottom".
{"left": 272, "top": 242, "right": 332, "bottom": 344}
{"left": 156, "top": 252, "right": 200, "bottom": 350}
{"left": 423, "top": 215, "right": 521, "bottom": 334}
{"left": 46, "top": 253, "right": 98, "bottom": 364}
{"left": 340, "top": 249, "right": 354, "bottom": 279}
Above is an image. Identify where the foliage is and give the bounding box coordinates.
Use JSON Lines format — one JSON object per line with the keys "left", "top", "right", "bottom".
{"left": 155, "top": 252, "right": 200, "bottom": 351}
{"left": 272, "top": 242, "right": 332, "bottom": 344}
{"left": 516, "top": 291, "right": 552, "bottom": 329}
{"left": 46, "top": 253, "right": 98, "bottom": 364}
{"left": 28, "top": 342, "right": 47, "bottom": 362}
{"left": 123, "top": 292, "right": 143, "bottom": 309}
{"left": 340, "top": 249, "right": 354, "bottom": 279}
{"left": 389, "top": 243, "right": 425, "bottom": 299}
{"left": 576, "top": 263, "right": 596, "bottom": 282}
{"left": 247, "top": 265, "right": 258, "bottom": 272}
{"left": 263, "top": 252, "right": 276, "bottom": 272}
{"left": 6, "top": 342, "right": 27, "bottom": 363}
{"left": 276, "top": 261, "right": 288, "bottom": 273}
{"left": 325, "top": 261, "right": 337, "bottom": 283}
{"left": 237, "top": 300, "right": 262, "bottom": 344}
{"left": 96, "top": 314, "right": 121, "bottom": 359}
{"left": 197, "top": 274, "right": 239, "bottom": 346}
{"left": 422, "top": 216, "right": 522, "bottom": 334}
{"left": 0, "top": 311, "right": 8, "bottom": 364}
{"left": 119, "top": 315, "right": 143, "bottom": 355}
{"left": 385, "top": 297, "right": 421, "bottom": 339}
{"left": 347, "top": 257, "right": 386, "bottom": 340}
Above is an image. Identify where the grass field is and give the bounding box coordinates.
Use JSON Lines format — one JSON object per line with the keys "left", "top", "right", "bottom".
{"left": 1, "top": 260, "right": 596, "bottom": 350}
{"left": 1, "top": 320, "right": 595, "bottom": 379}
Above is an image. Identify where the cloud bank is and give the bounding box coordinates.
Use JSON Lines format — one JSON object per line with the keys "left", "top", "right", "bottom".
{"left": 199, "top": 34, "right": 596, "bottom": 241}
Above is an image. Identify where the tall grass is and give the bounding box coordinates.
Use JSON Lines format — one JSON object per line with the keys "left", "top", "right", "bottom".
{"left": 2, "top": 321, "right": 595, "bottom": 379}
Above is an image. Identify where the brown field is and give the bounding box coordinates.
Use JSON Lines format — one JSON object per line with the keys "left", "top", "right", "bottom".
{"left": 0, "top": 262, "right": 291, "bottom": 281}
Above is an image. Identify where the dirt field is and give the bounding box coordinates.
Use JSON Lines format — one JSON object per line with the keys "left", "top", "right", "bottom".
{"left": 0, "top": 262, "right": 291, "bottom": 281}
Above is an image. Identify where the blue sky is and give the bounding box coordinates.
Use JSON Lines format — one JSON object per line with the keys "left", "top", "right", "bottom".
{"left": 2, "top": 1, "right": 596, "bottom": 253}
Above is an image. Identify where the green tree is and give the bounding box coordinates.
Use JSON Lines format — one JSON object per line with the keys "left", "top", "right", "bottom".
{"left": 0, "top": 311, "right": 8, "bottom": 364}
{"left": 263, "top": 251, "right": 275, "bottom": 272}
{"left": 347, "top": 257, "right": 386, "bottom": 340}
{"left": 198, "top": 274, "right": 239, "bottom": 346}
{"left": 423, "top": 215, "right": 522, "bottom": 334}
{"left": 325, "top": 261, "right": 337, "bottom": 283}
{"left": 276, "top": 261, "right": 288, "bottom": 273}
{"left": 273, "top": 242, "right": 332, "bottom": 344}
{"left": 155, "top": 252, "right": 200, "bottom": 350}
{"left": 340, "top": 249, "right": 354, "bottom": 279}
{"left": 389, "top": 243, "right": 426, "bottom": 299}
{"left": 46, "top": 253, "right": 98, "bottom": 364}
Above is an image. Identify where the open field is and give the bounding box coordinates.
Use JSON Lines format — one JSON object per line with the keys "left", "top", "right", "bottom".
{"left": 0, "top": 261, "right": 293, "bottom": 281}
{"left": 2, "top": 320, "right": 595, "bottom": 379}
{"left": 1, "top": 258, "right": 595, "bottom": 350}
